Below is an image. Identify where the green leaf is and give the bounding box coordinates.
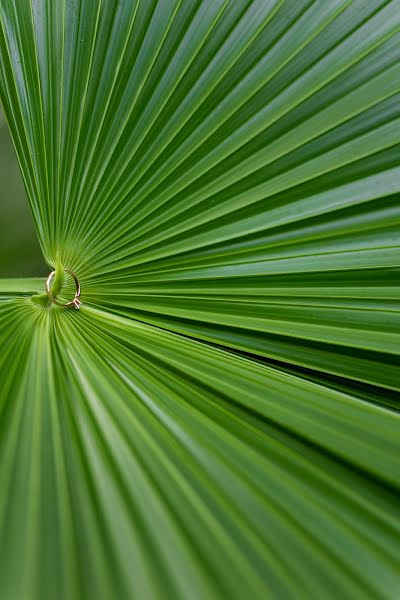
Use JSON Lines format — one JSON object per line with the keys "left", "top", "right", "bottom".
{"left": 0, "top": 1, "right": 399, "bottom": 599}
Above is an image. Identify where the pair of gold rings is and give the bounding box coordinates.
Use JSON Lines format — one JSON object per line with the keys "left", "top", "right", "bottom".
{"left": 45, "top": 269, "right": 82, "bottom": 309}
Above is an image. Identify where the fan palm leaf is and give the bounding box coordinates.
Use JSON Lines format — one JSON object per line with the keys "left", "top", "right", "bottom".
{"left": 0, "top": 1, "right": 399, "bottom": 598}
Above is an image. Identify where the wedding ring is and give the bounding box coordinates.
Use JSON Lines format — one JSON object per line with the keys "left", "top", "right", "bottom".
{"left": 45, "top": 269, "right": 82, "bottom": 309}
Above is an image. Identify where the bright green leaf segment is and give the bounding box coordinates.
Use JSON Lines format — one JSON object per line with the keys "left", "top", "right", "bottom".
{"left": 0, "top": 1, "right": 399, "bottom": 599}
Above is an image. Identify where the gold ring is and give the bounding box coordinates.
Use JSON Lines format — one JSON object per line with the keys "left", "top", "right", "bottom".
{"left": 45, "top": 269, "right": 82, "bottom": 309}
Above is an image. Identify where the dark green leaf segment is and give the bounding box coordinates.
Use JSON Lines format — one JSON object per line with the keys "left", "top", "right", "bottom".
{"left": 0, "top": 1, "right": 399, "bottom": 599}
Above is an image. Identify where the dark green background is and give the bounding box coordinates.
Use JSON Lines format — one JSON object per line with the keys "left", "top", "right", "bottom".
{"left": 0, "top": 109, "right": 45, "bottom": 276}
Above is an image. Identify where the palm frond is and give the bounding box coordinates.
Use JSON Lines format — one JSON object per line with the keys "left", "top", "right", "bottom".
{"left": 0, "top": 1, "right": 399, "bottom": 598}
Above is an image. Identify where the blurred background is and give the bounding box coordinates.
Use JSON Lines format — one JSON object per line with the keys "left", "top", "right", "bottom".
{"left": 0, "top": 108, "right": 45, "bottom": 277}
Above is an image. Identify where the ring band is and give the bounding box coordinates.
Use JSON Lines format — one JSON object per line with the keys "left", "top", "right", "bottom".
{"left": 46, "top": 269, "right": 82, "bottom": 309}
